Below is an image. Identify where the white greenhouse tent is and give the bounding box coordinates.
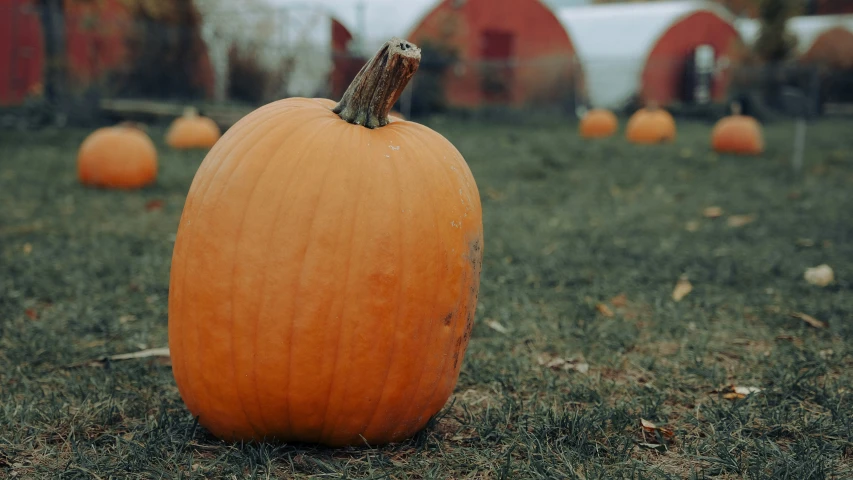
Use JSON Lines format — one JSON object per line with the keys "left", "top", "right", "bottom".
{"left": 556, "top": 0, "right": 739, "bottom": 109}
{"left": 198, "top": 0, "right": 359, "bottom": 100}
{"left": 268, "top": 0, "right": 437, "bottom": 55}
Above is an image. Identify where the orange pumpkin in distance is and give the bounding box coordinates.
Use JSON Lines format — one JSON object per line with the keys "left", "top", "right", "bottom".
{"left": 626, "top": 106, "right": 676, "bottom": 144}
{"left": 579, "top": 108, "right": 618, "bottom": 138}
{"left": 166, "top": 107, "right": 221, "bottom": 149}
{"left": 711, "top": 103, "right": 764, "bottom": 155}
{"left": 77, "top": 123, "right": 157, "bottom": 189}
{"left": 168, "top": 39, "right": 483, "bottom": 447}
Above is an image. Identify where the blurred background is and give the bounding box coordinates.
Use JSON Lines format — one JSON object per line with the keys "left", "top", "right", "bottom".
{"left": 1, "top": 0, "right": 852, "bottom": 129}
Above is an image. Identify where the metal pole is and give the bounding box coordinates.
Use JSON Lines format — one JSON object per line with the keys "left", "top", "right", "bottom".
{"left": 792, "top": 117, "right": 806, "bottom": 174}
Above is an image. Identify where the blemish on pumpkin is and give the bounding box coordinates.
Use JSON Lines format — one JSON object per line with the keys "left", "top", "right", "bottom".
{"left": 442, "top": 312, "right": 453, "bottom": 326}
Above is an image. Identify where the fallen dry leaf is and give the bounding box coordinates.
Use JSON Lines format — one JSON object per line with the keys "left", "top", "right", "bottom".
{"left": 22, "top": 243, "right": 32, "bottom": 255}
{"left": 726, "top": 214, "right": 756, "bottom": 228}
{"left": 713, "top": 385, "right": 762, "bottom": 400}
{"left": 685, "top": 220, "right": 700, "bottom": 232}
{"left": 485, "top": 319, "right": 510, "bottom": 334}
{"left": 109, "top": 347, "right": 170, "bottom": 360}
{"left": 703, "top": 206, "right": 723, "bottom": 218}
{"left": 641, "top": 418, "right": 675, "bottom": 440}
{"left": 541, "top": 243, "right": 558, "bottom": 255}
{"left": 69, "top": 347, "right": 171, "bottom": 368}
{"left": 672, "top": 276, "right": 693, "bottom": 302}
{"left": 795, "top": 238, "right": 815, "bottom": 247}
{"left": 596, "top": 303, "right": 614, "bottom": 317}
{"left": 25, "top": 308, "right": 38, "bottom": 320}
{"left": 485, "top": 187, "right": 505, "bottom": 201}
{"left": 610, "top": 293, "right": 628, "bottom": 308}
{"left": 638, "top": 442, "right": 668, "bottom": 452}
{"left": 536, "top": 354, "right": 589, "bottom": 374}
{"left": 804, "top": 264, "right": 834, "bottom": 287}
{"left": 790, "top": 312, "right": 828, "bottom": 329}
{"left": 80, "top": 339, "right": 107, "bottom": 349}
{"left": 145, "top": 199, "right": 164, "bottom": 212}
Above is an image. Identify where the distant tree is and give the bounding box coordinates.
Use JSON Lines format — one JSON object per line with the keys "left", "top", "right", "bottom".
{"left": 118, "top": 0, "right": 209, "bottom": 99}
{"left": 38, "top": 0, "right": 67, "bottom": 105}
{"left": 754, "top": 0, "right": 799, "bottom": 62}
{"left": 715, "top": 0, "right": 761, "bottom": 17}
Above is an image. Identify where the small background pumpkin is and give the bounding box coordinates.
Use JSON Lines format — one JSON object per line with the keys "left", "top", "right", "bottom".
{"left": 711, "top": 103, "right": 764, "bottom": 155}
{"left": 165, "top": 107, "right": 221, "bottom": 149}
{"left": 77, "top": 123, "right": 158, "bottom": 189}
{"left": 626, "top": 106, "right": 676, "bottom": 144}
{"left": 579, "top": 108, "right": 618, "bottom": 138}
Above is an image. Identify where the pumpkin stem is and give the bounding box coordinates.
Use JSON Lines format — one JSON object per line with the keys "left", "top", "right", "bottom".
{"left": 334, "top": 38, "right": 421, "bottom": 129}
{"left": 118, "top": 121, "right": 146, "bottom": 132}
{"left": 183, "top": 106, "right": 199, "bottom": 118}
{"left": 730, "top": 101, "right": 742, "bottom": 116}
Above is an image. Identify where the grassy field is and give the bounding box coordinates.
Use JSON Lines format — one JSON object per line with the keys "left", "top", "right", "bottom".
{"left": 1, "top": 116, "right": 852, "bottom": 479}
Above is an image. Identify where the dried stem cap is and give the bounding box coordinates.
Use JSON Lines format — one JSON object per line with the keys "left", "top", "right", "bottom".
{"left": 730, "top": 102, "right": 742, "bottom": 116}
{"left": 334, "top": 38, "right": 421, "bottom": 129}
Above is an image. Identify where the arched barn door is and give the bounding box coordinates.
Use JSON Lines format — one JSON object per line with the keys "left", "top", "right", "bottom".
{"left": 680, "top": 44, "right": 716, "bottom": 105}
{"left": 479, "top": 29, "right": 515, "bottom": 103}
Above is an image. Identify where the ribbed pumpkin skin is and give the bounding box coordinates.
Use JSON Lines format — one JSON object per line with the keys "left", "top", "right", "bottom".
{"left": 711, "top": 115, "right": 764, "bottom": 155}
{"left": 77, "top": 126, "right": 157, "bottom": 189}
{"left": 166, "top": 116, "right": 221, "bottom": 149}
{"left": 626, "top": 108, "right": 676, "bottom": 144}
{"left": 168, "top": 98, "right": 483, "bottom": 446}
{"left": 580, "top": 109, "right": 618, "bottom": 138}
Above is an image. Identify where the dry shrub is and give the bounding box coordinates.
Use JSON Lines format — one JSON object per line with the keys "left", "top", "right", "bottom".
{"left": 117, "top": 0, "right": 211, "bottom": 99}
{"left": 226, "top": 43, "right": 291, "bottom": 105}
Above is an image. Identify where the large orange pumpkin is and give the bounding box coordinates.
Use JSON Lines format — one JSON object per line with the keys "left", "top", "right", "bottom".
{"left": 77, "top": 124, "right": 158, "bottom": 189}
{"left": 165, "top": 107, "right": 221, "bottom": 149}
{"left": 711, "top": 103, "right": 764, "bottom": 155}
{"left": 579, "top": 108, "right": 618, "bottom": 138}
{"left": 626, "top": 106, "right": 676, "bottom": 144}
{"left": 168, "top": 39, "right": 483, "bottom": 447}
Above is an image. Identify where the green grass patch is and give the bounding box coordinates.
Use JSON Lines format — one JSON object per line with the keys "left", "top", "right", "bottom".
{"left": 2, "top": 118, "right": 852, "bottom": 478}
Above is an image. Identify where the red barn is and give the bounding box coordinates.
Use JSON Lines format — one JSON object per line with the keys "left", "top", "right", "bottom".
{"left": 0, "top": 0, "right": 43, "bottom": 105}
{"left": 801, "top": 25, "right": 853, "bottom": 68}
{"left": 330, "top": 17, "right": 361, "bottom": 100}
{"left": 0, "top": 0, "right": 215, "bottom": 106}
{"left": 406, "top": 0, "right": 580, "bottom": 107}
{"left": 737, "top": 15, "right": 853, "bottom": 68}
{"left": 557, "top": 1, "right": 745, "bottom": 109}
{"left": 63, "top": 0, "right": 131, "bottom": 87}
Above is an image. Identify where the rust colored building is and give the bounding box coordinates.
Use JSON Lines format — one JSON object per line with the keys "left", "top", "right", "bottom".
{"left": 557, "top": 1, "right": 745, "bottom": 109}
{"left": 0, "top": 0, "right": 215, "bottom": 106}
{"left": 1, "top": 0, "right": 44, "bottom": 105}
{"left": 407, "top": 0, "right": 580, "bottom": 107}
{"left": 330, "top": 18, "right": 361, "bottom": 100}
